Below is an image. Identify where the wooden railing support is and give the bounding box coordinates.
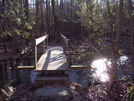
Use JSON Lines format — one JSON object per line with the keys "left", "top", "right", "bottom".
{"left": 34, "top": 34, "right": 49, "bottom": 69}
{"left": 34, "top": 43, "right": 37, "bottom": 68}
{"left": 10, "top": 45, "right": 35, "bottom": 69}
{"left": 68, "top": 41, "right": 71, "bottom": 67}
{"left": 61, "top": 34, "right": 71, "bottom": 67}
{"left": 61, "top": 34, "right": 89, "bottom": 69}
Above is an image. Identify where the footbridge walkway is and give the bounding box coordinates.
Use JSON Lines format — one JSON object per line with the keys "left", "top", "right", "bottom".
{"left": 10, "top": 34, "right": 88, "bottom": 88}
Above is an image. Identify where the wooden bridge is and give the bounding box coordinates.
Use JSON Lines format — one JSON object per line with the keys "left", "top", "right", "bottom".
{"left": 10, "top": 34, "right": 88, "bottom": 88}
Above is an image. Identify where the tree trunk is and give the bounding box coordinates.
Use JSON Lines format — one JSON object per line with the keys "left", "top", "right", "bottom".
{"left": 128, "top": 0, "right": 134, "bottom": 64}
{"left": 107, "top": 0, "right": 123, "bottom": 98}
{"left": 35, "top": 0, "right": 39, "bottom": 38}
{"left": 13, "top": 37, "right": 20, "bottom": 53}
{"left": 40, "top": 0, "right": 45, "bottom": 35}
{"left": 2, "top": 0, "right": 7, "bottom": 53}
{"left": 114, "top": 0, "right": 123, "bottom": 58}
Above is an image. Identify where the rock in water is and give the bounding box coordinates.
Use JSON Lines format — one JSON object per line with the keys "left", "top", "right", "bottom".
{"left": 32, "top": 86, "right": 73, "bottom": 101}
{"left": 75, "top": 83, "right": 89, "bottom": 94}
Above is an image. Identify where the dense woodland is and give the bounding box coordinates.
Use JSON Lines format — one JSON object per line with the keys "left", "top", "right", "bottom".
{"left": 0, "top": 0, "right": 133, "bottom": 54}
{"left": 1, "top": 0, "right": 134, "bottom": 100}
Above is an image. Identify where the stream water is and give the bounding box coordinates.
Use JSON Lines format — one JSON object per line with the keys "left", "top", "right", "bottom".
{"left": 0, "top": 59, "right": 89, "bottom": 87}
{"left": 0, "top": 59, "right": 39, "bottom": 87}
{"left": 0, "top": 55, "right": 133, "bottom": 87}
{"left": 91, "top": 55, "right": 134, "bottom": 83}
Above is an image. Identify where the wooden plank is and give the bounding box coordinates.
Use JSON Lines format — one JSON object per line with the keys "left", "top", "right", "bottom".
{"left": 34, "top": 74, "right": 70, "bottom": 88}
{"left": 34, "top": 46, "right": 69, "bottom": 71}
{"left": 70, "top": 65, "right": 89, "bottom": 70}
{"left": 35, "top": 34, "right": 48, "bottom": 45}
{"left": 35, "top": 74, "right": 69, "bottom": 81}
{"left": 65, "top": 51, "right": 76, "bottom": 55}
{"left": 9, "top": 66, "right": 35, "bottom": 70}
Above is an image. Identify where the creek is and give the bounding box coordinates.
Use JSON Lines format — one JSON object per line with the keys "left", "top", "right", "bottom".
{"left": 91, "top": 55, "right": 134, "bottom": 83}
{"left": 0, "top": 59, "right": 89, "bottom": 87}
{"left": 0, "top": 55, "right": 133, "bottom": 87}
{"left": 0, "top": 59, "right": 39, "bottom": 87}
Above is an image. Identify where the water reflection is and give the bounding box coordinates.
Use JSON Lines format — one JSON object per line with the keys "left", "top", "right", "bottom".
{"left": 91, "top": 58, "right": 111, "bottom": 82}
{"left": 1, "top": 56, "right": 131, "bottom": 87}
{"left": 0, "top": 59, "right": 39, "bottom": 86}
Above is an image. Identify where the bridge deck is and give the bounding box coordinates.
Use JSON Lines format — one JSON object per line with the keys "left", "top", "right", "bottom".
{"left": 34, "top": 46, "right": 69, "bottom": 71}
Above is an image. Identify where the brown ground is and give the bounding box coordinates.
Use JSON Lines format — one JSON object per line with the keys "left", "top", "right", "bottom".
{"left": 1, "top": 81, "right": 130, "bottom": 101}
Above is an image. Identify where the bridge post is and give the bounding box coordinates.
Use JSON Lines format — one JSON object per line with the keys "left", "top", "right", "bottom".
{"left": 61, "top": 34, "right": 71, "bottom": 68}
{"left": 34, "top": 34, "right": 49, "bottom": 69}
{"left": 42, "top": 40, "right": 45, "bottom": 53}
{"left": 34, "top": 42, "right": 37, "bottom": 69}
{"left": 68, "top": 41, "right": 71, "bottom": 68}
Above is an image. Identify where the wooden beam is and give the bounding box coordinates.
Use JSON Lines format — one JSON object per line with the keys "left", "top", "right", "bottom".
{"left": 68, "top": 42, "right": 71, "bottom": 67}
{"left": 9, "top": 66, "right": 35, "bottom": 70}
{"left": 34, "top": 44, "right": 37, "bottom": 68}
{"left": 34, "top": 74, "right": 70, "bottom": 88}
{"left": 70, "top": 65, "right": 89, "bottom": 70}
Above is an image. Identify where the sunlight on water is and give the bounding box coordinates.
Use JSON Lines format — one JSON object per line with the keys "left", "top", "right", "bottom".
{"left": 91, "top": 58, "right": 111, "bottom": 82}
{"left": 117, "top": 55, "right": 131, "bottom": 66}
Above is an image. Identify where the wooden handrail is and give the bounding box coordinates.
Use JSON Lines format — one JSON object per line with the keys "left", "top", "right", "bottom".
{"left": 61, "top": 34, "right": 71, "bottom": 67}
{"left": 61, "top": 34, "right": 89, "bottom": 68}
{"left": 10, "top": 45, "right": 35, "bottom": 70}
{"left": 61, "top": 34, "right": 69, "bottom": 45}
{"left": 34, "top": 34, "right": 49, "bottom": 68}
{"left": 35, "top": 34, "right": 49, "bottom": 45}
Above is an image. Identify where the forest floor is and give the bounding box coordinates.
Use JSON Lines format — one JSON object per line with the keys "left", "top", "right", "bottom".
{"left": 1, "top": 80, "right": 132, "bottom": 101}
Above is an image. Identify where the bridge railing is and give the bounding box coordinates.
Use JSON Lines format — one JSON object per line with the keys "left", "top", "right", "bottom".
{"left": 34, "top": 34, "right": 49, "bottom": 68}
{"left": 61, "top": 34, "right": 89, "bottom": 70}
{"left": 10, "top": 34, "right": 49, "bottom": 70}
{"left": 61, "top": 34, "right": 71, "bottom": 67}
